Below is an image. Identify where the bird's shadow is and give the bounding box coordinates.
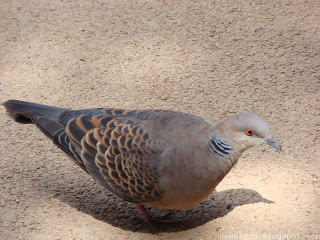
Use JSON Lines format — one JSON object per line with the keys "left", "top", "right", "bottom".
{"left": 36, "top": 169, "right": 274, "bottom": 233}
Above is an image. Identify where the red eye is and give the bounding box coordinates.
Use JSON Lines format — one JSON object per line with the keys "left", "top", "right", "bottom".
{"left": 245, "top": 129, "right": 254, "bottom": 136}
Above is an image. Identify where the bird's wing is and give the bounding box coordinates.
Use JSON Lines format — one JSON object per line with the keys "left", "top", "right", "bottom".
{"left": 31, "top": 109, "right": 168, "bottom": 203}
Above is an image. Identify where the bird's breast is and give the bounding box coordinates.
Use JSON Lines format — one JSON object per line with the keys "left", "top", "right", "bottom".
{"left": 145, "top": 144, "right": 224, "bottom": 210}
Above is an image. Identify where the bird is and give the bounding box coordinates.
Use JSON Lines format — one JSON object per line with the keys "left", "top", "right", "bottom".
{"left": 3, "top": 99, "right": 281, "bottom": 223}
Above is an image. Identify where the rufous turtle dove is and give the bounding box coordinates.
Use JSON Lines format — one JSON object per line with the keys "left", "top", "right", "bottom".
{"left": 3, "top": 100, "right": 281, "bottom": 223}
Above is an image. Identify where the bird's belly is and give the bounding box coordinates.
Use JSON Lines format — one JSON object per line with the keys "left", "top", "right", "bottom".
{"left": 143, "top": 184, "right": 217, "bottom": 210}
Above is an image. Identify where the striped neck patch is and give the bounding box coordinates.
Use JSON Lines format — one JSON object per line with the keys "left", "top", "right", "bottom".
{"left": 209, "top": 135, "right": 233, "bottom": 157}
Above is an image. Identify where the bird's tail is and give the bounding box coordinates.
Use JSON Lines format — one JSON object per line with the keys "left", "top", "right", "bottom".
{"left": 3, "top": 100, "right": 70, "bottom": 124}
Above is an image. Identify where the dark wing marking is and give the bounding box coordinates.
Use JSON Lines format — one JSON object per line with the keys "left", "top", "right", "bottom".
{"left": 28, "top": 112, "right": 88, "bottom": 172}
{"left": 29, "top": 107, "right": 170, "bottom": 203}
{"left": 61, "top": 113, "right": 166, "bottom": 203}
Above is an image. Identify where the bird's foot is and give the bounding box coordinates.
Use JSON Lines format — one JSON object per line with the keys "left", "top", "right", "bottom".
{"left": 135, "top": 204, "right": 176, "bottom": 224}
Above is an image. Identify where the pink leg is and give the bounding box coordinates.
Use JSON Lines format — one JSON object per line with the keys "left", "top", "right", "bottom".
{"left": 135, "top": 203, "right": 175, "bottom": 224}
{"left": 135, "top": 203, "right": 153, "bottom": 223}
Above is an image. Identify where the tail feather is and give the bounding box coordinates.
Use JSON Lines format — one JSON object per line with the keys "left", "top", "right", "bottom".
{"left": 3, "top": 100, "right": 70, "bottom": 124}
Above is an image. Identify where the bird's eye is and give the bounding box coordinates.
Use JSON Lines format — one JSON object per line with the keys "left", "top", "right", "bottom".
{"left": 245, "top": 129, "right": 254, "bottom": 136}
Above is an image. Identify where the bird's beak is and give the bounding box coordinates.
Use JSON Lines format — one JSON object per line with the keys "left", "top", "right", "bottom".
{"left": 264, "top": 137, "right": 282, "bottom": 151}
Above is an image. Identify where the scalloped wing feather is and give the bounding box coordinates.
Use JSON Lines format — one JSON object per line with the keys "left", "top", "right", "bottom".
{"left": 58, "top": 111, "right": 167, "bottom": 203}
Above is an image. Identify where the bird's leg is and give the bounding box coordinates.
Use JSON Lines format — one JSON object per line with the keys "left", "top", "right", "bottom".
{"left": 135, "top": 203, "right": 153, "bottom": 223}
{"left": 135, "top": 203, "right": 175, "bottom": 224}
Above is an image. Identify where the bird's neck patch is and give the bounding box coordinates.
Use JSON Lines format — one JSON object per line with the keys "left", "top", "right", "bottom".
{"left": 209, "top": 135, "right": 233, "bottom": 157}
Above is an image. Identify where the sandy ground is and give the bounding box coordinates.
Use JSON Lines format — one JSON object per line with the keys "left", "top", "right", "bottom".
{"left": 0, "top": 0, "right": 319, "bottom": 239}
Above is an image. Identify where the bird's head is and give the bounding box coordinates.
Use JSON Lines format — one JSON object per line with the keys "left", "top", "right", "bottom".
{"left": 216, "top": 112, "right": 281, "bottom": 152}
